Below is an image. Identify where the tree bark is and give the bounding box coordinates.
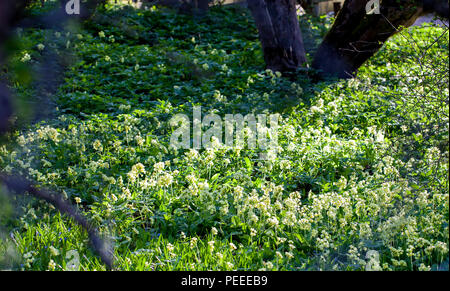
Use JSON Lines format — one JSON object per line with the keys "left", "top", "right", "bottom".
{"left": 248, "top": 0, "right": 307, "bottom": 73}
{"left": 312, "top": 0, "right": 449, "bottom": 79}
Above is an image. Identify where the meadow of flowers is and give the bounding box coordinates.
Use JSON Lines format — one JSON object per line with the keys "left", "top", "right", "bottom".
{"left": 0, "top": 3, "right": 448, "bottom": 271}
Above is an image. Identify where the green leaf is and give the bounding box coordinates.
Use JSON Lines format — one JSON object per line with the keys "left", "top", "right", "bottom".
{"left": 244, "top": 157, "right": 252, "bottom": 170}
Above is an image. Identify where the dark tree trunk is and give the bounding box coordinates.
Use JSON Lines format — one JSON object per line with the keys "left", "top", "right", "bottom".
{"left": 312, "top": 0, "right": 449, "bottom": 79}
{"left": 248, "top": 0, "right": 307, "bottom": 73}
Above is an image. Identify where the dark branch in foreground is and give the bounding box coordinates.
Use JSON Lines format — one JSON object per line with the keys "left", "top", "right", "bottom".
{"left": 0, "top": 173, "right": 114, "bottom": 269}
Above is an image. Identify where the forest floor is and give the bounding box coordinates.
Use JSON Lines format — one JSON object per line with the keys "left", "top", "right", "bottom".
{"left": 414, "top": 13, "right": 449, "bottom": 26}
{"left": 0, "top": 3, "right": 448, "bottom": 271}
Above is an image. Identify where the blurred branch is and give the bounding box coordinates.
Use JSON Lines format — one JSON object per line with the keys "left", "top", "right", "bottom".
{"left": 0, "top": 0, "right": 114, "bottom": 269}
{"left": 0, "top": 173, "right": 113, "bottom": 269}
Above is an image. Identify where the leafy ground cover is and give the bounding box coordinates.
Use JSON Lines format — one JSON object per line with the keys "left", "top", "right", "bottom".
{"left": 0, "top": 3, "right": 448, "bottom": 271}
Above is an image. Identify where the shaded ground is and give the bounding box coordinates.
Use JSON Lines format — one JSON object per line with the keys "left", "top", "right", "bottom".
{"left": 413, "top": 13, "right": 449, "bottom": 26}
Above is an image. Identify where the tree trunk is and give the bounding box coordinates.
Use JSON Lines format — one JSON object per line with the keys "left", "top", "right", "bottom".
{"left": 312, "top": 0, "right": 448, "bottom": 79}
{"left": 248, "top": 0, "right": 307, "bottom": 73}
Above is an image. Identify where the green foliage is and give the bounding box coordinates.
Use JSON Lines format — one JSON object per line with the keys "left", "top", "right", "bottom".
{"left": 0, "top": 5, "right": 448, "bottom": 271}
